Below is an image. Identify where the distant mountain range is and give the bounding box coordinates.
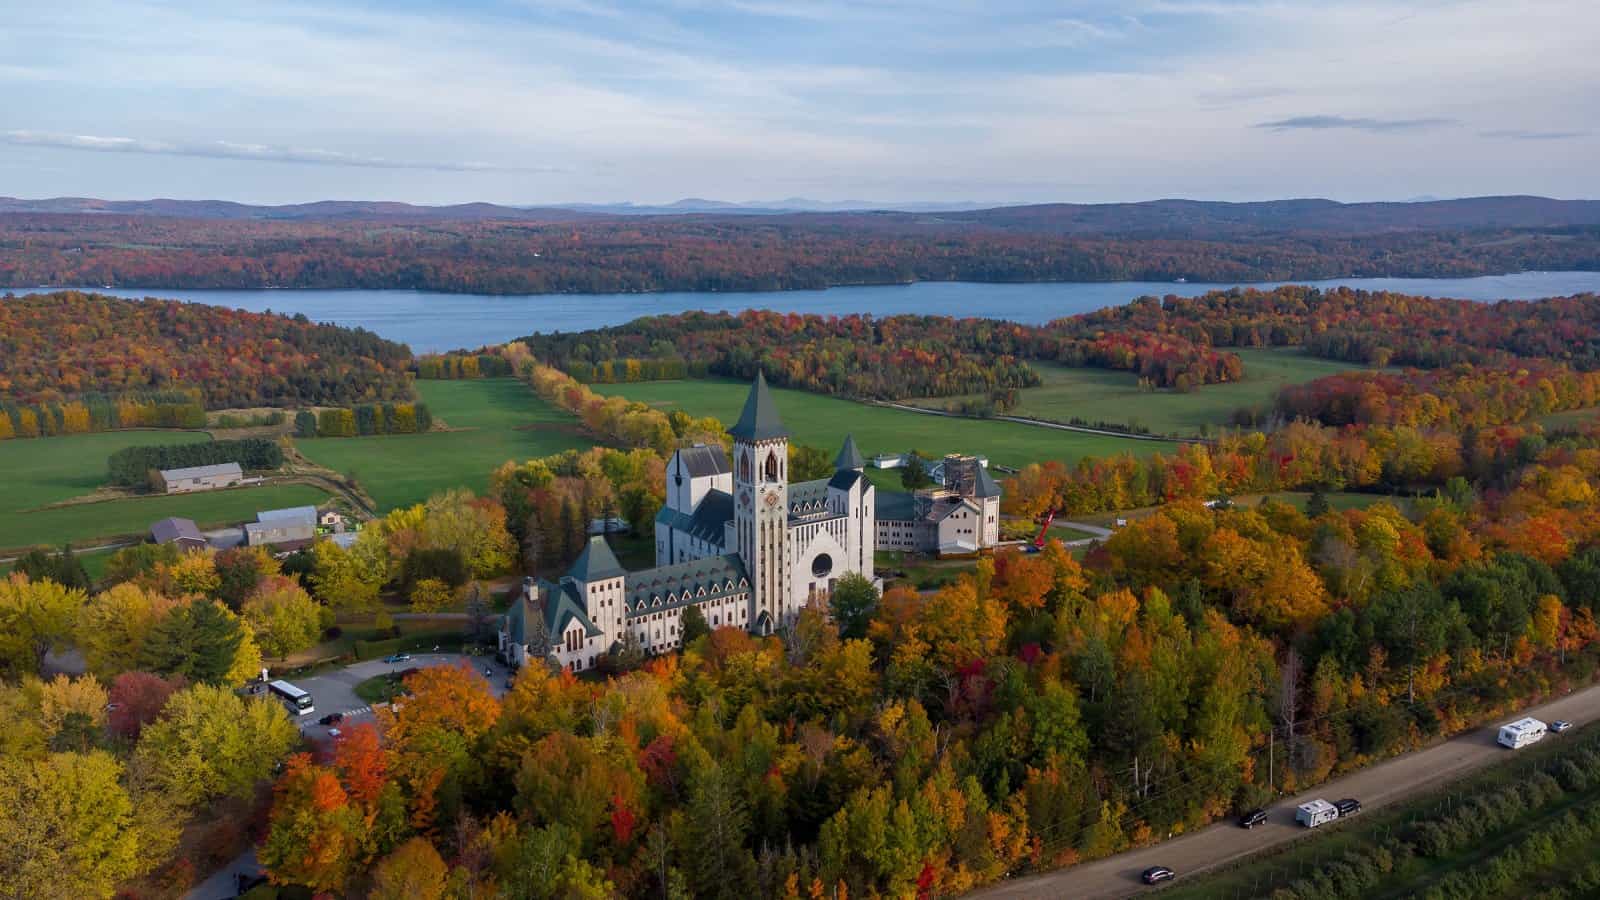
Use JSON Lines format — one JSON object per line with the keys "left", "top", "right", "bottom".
{"left": 3, "top": 194, "right": 1599, "bottom": 236}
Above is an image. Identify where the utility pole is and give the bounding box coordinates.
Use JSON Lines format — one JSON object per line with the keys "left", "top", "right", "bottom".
{"left": 1268, "top": 727, "right": 1275, "bottom": 791}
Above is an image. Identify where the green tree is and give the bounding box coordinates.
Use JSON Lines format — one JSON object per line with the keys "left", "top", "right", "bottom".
{"left": 294, "top": 409, "right": 318, "bottom": 438}
{"left": 12, "top": 545, "right": 91, "bottom": 591}
{"left": 311, "top": 538, "right": 384, "bottom": 612}
{"left": 242, "top": 576, "right": 324, "bottom": 659}
{"left": 1305, "top": 488, "right": 1331, "bottom": 518}
{"left": 134, "top": 683, "right": 298, "bottom": 807}
{"left": 0, "top": 751, "right": 145, "bottom": 899}
{"left": 138, "top": 598, "right": 257, "bottom": 685}
{"left": 900, "top": 454, "right": 932, "bottom": 490}
{"left": 0, "top": 573, "right": 83, "bottom": 677}
{"left": 680, "top": 765, "right": 758, "bottom": 900}
{"left": 829, "top": 572, "right": 880, "bottom": 640}
{"left": 680, "top": 605, "right": 712, "bottom": 645}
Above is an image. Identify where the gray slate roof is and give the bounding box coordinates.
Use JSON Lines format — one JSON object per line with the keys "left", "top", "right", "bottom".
{"left": 568, "top": 535, "right": 628, "bottom": 583}
{"left": 788, "top": 478, "right": 832, "bottom": 518}
{"left": 150, "top": 517, "right": 203, "bottom": 545}
{"left": 875, "top": 490, "right": 918, "bottom": 521}
{"left": 728, "top": 372, "right": 788, "bottom": 441}
{"left": 625, "top": 554, "right": 749, "bottom": 616}
{"left": 160, "top": 462, "right": 243, "bottom": 480}
{"left": 834, "top": 434, "right": 865, "bottom": 470}
{"left": 975, "top": 465, "right": 1003, "bottom": 499}
{"left": 673, "top": 444, "right": 730, "bottom": 479}
{"left": 546, "top": 580, "right": 605, "bottom": 638}
{"left": 656, "top": 489, "right": 735, "bottom": 546}
{"left": 828, "top": 469, "right": 863, "bottom": 491}
{"left": 257, "top": 505, "right": 317, "bottom": 526}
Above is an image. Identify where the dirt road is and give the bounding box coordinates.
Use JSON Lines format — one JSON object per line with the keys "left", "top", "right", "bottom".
{"left": 969, "top": 681, "right": 1600, "bottom": 899}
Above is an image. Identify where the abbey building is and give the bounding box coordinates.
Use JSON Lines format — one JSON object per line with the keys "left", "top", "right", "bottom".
{"left": 500, "top": 373, "right": 1000, "bottom": 672}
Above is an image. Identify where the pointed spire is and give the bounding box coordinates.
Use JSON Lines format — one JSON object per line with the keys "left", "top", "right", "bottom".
{"left": 728, "top": 371, "right": 788, "bottom": 442}
{"left": 834, "top": 433, "right": 864, "bottom": 470}
{"left": 974, "top": 464, "right": 1002, "bottom": 498}
{"left": 568, "top": 535, "right": 627, "bottom": 582}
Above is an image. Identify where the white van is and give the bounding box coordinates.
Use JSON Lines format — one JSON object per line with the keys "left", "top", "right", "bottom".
{"left": 1498, "top": 717, "right": 1547, "bottom": 749}
{"left": 1296, "top": 799, "right": 1339, "bottom": 828}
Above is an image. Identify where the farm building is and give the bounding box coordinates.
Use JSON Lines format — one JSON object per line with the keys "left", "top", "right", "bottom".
{"left": 245, "top": 505, "right": 318, "bottom": 547}
{"left": 157, "top": 462, "right": 243, "bottom": 494}
{"left": 149, "top": 517, "right": 207, "bottom": 551}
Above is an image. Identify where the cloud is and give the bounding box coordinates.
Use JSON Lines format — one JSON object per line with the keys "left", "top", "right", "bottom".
{"left": 1255, "top": 115, "right": 1456, "bottom": 133}
{"left": 1, "top": 130, "right": 551, "bottom": 172}
{"left": 1478, "top": 128, "right": 1588, "bottom": 141}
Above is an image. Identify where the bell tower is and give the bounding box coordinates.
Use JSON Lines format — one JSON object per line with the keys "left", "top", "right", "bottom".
{"left": 731, "top": 372, "right": 790, "bottom": 634}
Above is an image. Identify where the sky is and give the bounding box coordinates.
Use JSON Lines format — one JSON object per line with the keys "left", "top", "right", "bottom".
{"left": 2, "top": 0, "right": 1597, "bottom": 206}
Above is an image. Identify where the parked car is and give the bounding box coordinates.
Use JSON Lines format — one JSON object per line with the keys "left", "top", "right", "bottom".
{"left": 327, "top": 728, "right": 342, "bottom": 739}
{"left": 1141, "top": 866, "right": 1175, "bottom": 885}
{"left": 1552, "top": 720, "right": 1574, "bottom": 733}
{"left": 1239, "top": 808, "right": 1269, "bottom": 829}
{"left": 384, "top": 653, "right": 412, "bottom": 663}
{"left": 317, "top": 712, "right": 344, "bottom": 726}
{"left": 1335, "top": 798, "right": 1362, "bottom": 817}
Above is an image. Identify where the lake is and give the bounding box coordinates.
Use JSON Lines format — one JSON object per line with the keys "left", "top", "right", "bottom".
{"left": 31, "top": 270, "right": 1600, "bottom": 353}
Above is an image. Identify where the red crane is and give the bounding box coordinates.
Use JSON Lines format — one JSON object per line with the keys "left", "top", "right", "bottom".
{"left": 1032, "top": 509, "right": 1057, "bottom": 550}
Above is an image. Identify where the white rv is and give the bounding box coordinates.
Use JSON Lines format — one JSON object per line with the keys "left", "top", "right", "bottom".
{"left": 1296, "top": 799, "right": 1339, "bottom": 828}
{"left": 1498, "top": 717, "right": 1547, "bottom": 749}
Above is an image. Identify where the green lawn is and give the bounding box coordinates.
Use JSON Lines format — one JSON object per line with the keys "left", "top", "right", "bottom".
{"left": 1538, "top": 406, "right": 1600, "bottom": 431}
{"left": 0, "top": 484, "right": 330, "bottom": 554}
{"left": 0, "top": 428, "right": 332, "bottom": 552}
{"left": 590, "top": 379, "right": 1178, "bottom": 470}
{"left": 296, "top": 379, "right": 592, "bottom": 511}
{"left": 910, "top": 349, "right": 1379, "bottom": 438}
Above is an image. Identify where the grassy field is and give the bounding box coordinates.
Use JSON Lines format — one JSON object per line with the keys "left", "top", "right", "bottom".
{"left": 590, "top": 379, "right": 1178, "bottom": 470}
{"left": 296, "top": 379, "right": 592, "bottom": 511}
{"left": 1537, "top": 406, "right": 1600, "bottom": 431}
{"left": 0, "top": 484, "right": 330, "bottom": 555}
{"left": 0, "top": 428, "right": 332, "bottom": 553}
{"left": 908, "top": 349, "right": 1378, "bottom": 438}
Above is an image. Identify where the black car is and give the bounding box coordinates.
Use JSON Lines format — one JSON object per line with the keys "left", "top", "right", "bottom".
{"left": 1335, "top": 798, "right": 1361, "bottom": 817}
{"left": 1141, "top": 866, "right": 1175, "bottom": 885}
{"left": 1239, "top": 808, "right": 1269, "bottom": 829}
{"left": 318, "top": 712, "right": 344, "bottom": 726}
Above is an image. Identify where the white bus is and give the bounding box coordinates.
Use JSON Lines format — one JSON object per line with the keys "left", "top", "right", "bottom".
{"left": 267, "top": 680, "right": 315, "bottom": 716}
{"left": 1498, "top": 717, "right": 1547, "bottom": 749}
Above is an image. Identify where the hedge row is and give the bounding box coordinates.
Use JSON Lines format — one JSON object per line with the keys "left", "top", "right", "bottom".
{"left": 108, "top": 437, "right": 283, "bottom": 486}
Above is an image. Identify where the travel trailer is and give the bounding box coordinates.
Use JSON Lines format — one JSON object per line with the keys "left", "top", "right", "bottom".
{"left": 1498, "top": 717, "right": 1547, "bottom": 749}
{"left": 1296, "top": 799, "right": 1339, "bottom": 828}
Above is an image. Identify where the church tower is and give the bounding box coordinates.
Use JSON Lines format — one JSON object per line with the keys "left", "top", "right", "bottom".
{"left": 730, "top": 372, "right": 790, "bottom": 634}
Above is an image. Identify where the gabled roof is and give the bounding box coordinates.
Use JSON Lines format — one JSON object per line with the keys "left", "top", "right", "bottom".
{"left": 656, "top": 489, "right": 734, "bottom": 546}
{"left": 568, "top": 535, "right": 628, "bottom": 583}
{"left": 624, "top": 554, "right": 749, "bottom": 617}
{"left": 257, "top": 505, "right": 317, "bottom": 526}
{"left": 834, "top": 433, "right": 864, "bottom": 470}
{"left": 727, "top": 372, "right": 788, "bottom": 442}
{"left": 674, "top": 444, "right": 730, "bottom": 479}
{"left": 150, "top": 517, "right": 203, "bottom": 545}
{"left": 828, "top": 469, "right": 863, "bottom": 491}
{"left": 546, "top": 580, "right": 604, "bottom": 638}
{"left": 975, "top": 465, "right": 1003, "bottom": 499}
{"left": 160, "top": 462, "right": 243, "bottom": 481}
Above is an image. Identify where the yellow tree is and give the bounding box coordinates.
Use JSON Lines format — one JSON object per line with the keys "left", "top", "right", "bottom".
{"left": 0, "top": 573, "right": 83, "bottom": 676}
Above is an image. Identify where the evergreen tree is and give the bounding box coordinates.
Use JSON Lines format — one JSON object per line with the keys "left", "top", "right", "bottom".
{"left": 680, "top": 606, "right": 711, "bottom": 645}
{"left": 139, "top": 599, "right": 247, "bottom": 684}
{"left": 900, "top": 454, "right": 932, "bottom": 490}
{"left": 681, "top": 766, "right": 758, "bottom": 900}
{"left": 1305, "top": 488, "right": 1331, "bottom": 518}
{"left": 295, "top": 410, "right": 318, "bottom": 438}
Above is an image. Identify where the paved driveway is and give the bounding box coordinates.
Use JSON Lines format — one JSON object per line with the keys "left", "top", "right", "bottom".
{"left": 189, "top": 652, "right": 514, "bottom": 900}
{"left": 278, "top": 651, "right": 513, "bottom": 733}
